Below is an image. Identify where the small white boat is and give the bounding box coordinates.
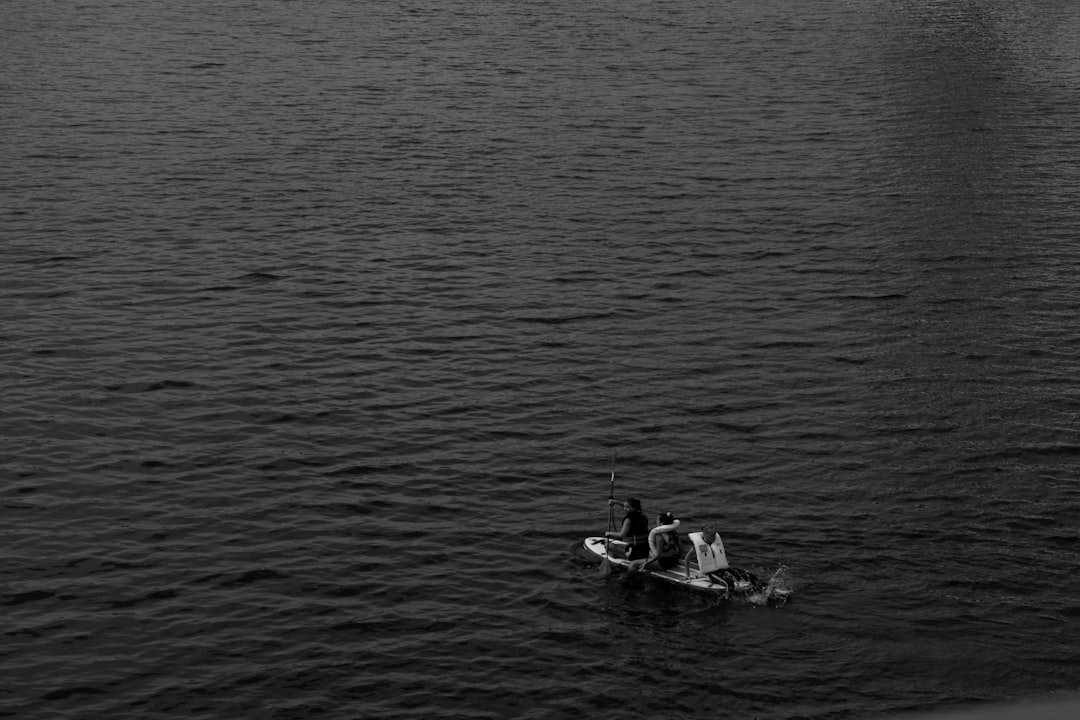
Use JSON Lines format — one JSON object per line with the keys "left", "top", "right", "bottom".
{"left": 582, "top": 529, "right": 791, "bottom": 604}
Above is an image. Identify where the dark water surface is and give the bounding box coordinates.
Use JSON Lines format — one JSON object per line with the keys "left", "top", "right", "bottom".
{"left": 4, "top": 0, "right": 1080, "bottom": 718}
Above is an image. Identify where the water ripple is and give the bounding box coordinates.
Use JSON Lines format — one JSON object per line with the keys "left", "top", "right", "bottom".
{"left": 5, "top": 0, "right": 1080, "bottom": 718}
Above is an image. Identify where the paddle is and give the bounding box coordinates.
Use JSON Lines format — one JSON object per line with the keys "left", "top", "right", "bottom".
{"left": 599, "top": 454, "right": 616, "bottom": 576}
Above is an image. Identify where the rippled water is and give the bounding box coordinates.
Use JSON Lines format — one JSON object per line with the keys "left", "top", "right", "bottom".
{"left": 4, "top": 0, "right": 1080, "bottom": 718}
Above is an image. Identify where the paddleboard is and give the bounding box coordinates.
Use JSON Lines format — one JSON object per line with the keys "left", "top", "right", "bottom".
{"left": 583, "top": 536, "right": 766, "bottom": 597}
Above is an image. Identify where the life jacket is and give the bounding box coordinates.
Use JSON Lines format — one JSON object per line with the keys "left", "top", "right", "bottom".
{"left": 624, "top": 510, "right": 649, "bottom": 545}
{"left": 657, "top": 531, "right": 681, "bottom": 560}
{"left": 688, "top": 531, "right": 729, "bottom": 572}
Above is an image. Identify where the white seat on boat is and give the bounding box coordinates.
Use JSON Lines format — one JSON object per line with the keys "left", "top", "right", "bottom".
{"left": 688, "top": 531, "right": 729, "bottom": 572}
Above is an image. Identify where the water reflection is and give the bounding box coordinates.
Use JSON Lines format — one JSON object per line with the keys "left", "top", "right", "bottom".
{"left": 880, "top": 0, "right": 1032, "bottom": 239}
{"left": 859, "top": 2, "right": 1080, "bottom": 471}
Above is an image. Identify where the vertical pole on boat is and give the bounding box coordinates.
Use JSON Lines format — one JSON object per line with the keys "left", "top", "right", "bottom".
{"left": 607, "top": 453, "right": 616, "bottom": 530}
{"left": 600, "top": 453, "right": 616, "bottom": 576}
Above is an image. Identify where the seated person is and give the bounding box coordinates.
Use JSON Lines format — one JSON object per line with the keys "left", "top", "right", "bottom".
{"left": 684, "top": 527, "right": 729, "bottom": 578}
{"left": 604, "top": 497, "right": 649, "bottom": 562}
{"left": 629, "top": 512, "right": 682, "bottom": 571}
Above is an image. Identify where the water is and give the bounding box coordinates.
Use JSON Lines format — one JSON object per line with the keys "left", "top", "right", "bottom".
{"left": 4, "top": 0, "right": 1080, "bottom": 718}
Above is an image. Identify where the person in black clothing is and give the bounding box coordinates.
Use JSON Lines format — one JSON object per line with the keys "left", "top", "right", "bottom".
{"left": 630, "top": 511, "right": 682, "bottom": 572}
{"left": 604, "top": 497, "right": 650, "bottom": 562}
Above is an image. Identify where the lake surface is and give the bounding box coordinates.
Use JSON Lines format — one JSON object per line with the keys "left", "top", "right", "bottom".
{"left": 3, "top": 0, "right": 1080, "bottom": 718}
